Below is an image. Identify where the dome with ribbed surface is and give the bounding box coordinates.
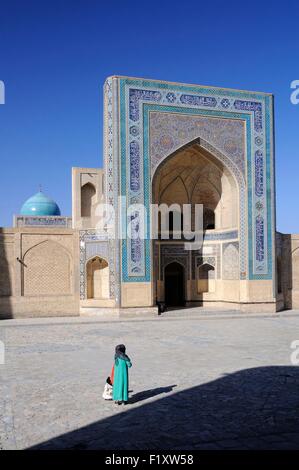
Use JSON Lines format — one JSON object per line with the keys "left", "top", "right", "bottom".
{"left": 20, "top": 191, "right": 61, "bottom": 216}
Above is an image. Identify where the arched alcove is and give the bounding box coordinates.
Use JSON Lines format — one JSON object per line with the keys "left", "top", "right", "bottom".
{"left": 23, "top": 240, "right": 71, "bottom": 296}
{"left": 81, "top": 183, "right": 96, "bottom": 218}
{"left": 86, "top": 256, "right": 109, "bottom": 299}
{"left": 152, "top": 139, "right": 241, "bottom": 307}
{"left": 198, "top": 263, "right": 215, "bottom": 293}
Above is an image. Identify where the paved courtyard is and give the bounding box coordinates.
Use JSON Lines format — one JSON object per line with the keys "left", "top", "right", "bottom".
{"left": 1, "top": 310, "right": 299, "bottom": 450}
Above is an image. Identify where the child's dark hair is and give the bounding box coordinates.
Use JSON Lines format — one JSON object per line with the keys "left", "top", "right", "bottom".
{"left": 106, "top": 376, "right": 112, "bottom": 385}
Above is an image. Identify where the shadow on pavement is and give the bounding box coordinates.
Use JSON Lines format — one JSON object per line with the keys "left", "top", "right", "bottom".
{"left": 29, "top": 366, "right": 299, "bottom": 450}
{"left": 129, "top": 385, "right": 177, "bottom": 404}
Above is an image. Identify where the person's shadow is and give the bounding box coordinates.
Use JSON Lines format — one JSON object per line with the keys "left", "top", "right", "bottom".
{"left": 129, "top": 385, "right": 177, "bottom": 404}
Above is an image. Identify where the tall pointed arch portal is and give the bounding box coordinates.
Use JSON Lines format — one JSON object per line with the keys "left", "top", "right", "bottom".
{"left": 104, "top": 76, "right": 276, "bottom": 312}
{"left": 152, "top": 139, "right": 242, "bottom": 307}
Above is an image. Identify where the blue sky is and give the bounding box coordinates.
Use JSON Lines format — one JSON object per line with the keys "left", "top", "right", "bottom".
{"left": 0, "top": 0, "right": 298, "bottom": 232}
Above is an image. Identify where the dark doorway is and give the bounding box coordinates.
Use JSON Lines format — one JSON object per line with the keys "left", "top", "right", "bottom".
{"left": 164, "top": 262, "right": 185, "bottom": 307}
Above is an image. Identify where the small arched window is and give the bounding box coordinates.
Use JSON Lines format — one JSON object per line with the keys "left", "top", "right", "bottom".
{"left": 203, "top": 208, "right": 215, "bottom": 230}
{"left": 81, "top": 183, "right": 96, "bottom": 218}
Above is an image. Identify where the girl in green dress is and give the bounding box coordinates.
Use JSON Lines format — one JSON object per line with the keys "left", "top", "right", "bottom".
{"left": 113, "top": 344, "right": 132, "bottom": 405}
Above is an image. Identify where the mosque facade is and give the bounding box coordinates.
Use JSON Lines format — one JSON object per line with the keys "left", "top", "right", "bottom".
{"left": 0, "top": 76, "right": 299, "bottom": 318}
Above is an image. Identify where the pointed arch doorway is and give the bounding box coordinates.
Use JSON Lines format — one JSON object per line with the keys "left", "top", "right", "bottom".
{"left": 164, "top": 262, "right": 185, "bottom": 307}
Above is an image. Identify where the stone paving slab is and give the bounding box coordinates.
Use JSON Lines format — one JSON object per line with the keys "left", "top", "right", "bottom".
{"left": 1, "top": 313, "right": 299, "bottom": 449}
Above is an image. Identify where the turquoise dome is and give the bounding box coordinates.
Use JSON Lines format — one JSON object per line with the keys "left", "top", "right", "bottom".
{"left": 20, "top": 191, "right": 61, "bottom": 216}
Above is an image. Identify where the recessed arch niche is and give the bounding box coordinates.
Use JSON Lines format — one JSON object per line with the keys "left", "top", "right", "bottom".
{"left": 86, "top": 256, "right": 109, "bottom": 299}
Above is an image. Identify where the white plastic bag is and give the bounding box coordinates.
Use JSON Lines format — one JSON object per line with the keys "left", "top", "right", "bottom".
{"left": 102, "top": 382, "right": 113, "bottom": 400}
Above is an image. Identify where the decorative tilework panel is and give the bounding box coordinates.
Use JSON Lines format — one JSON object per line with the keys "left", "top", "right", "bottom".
{"left": 150, "top": 112, "right": 245, "bottom": 177}
{"left": 103, "top": 77, "right": 120, "bottom": 303}
{"left": 222, "top": 242, "right": 239, "bottom": 280}
{"left": 114, "top": 77, "right": 274, "bottom": 289}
